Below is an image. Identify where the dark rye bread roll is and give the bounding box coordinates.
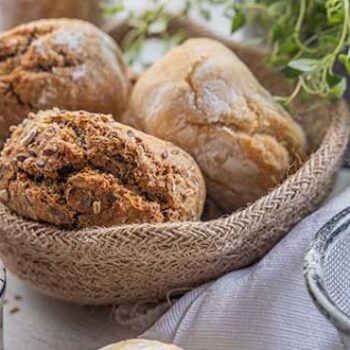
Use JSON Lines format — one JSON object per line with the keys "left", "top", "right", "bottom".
{"left": 0, "top": 18, "right": 130, "bottom": 143}
{"left": 0, "top": 109, "right": 206, "bottom": 228}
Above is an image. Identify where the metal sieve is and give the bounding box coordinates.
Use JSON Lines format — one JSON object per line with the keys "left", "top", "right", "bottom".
{"left": 305, "top": 207, "right": 350, "bottom": 349}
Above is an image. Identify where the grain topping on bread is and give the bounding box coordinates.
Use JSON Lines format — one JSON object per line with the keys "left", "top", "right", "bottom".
{"left": 0, "top": 18, "right": 130, "bottom": 142}
{"left": 0, "top": 109, "right": 206, "bottom": 228}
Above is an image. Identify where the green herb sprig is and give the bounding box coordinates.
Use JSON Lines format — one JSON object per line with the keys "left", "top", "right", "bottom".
{"left": 103, "top": 0, "right": 223, "bottom": 67}
{"left": 105, "top": 0, "right": 350, "bottom": 103}
{"left": 234, "top": 0, "right": 350, "bottom": 103}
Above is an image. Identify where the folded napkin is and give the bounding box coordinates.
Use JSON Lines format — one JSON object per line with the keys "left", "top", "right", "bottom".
{"left": 142, "top": 176, "right": 350, "bottom": 350}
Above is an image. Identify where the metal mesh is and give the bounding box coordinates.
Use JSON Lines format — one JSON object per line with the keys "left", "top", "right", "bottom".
{"left": 323, "top": 224, "right": 350, "bottom": 317}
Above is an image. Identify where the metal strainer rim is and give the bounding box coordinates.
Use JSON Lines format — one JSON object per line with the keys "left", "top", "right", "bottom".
{"left": 304, "top": 206, "right": 350, "bottom": 335}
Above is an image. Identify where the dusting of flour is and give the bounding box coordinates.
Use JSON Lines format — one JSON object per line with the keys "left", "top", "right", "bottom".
{"left": 52, "top": 30, "right": 86, "bottom": 50}
{"left": 71, "top": 65, "right": 86, "bottom": 80}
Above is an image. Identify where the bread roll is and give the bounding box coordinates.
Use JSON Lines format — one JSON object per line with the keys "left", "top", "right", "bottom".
{"left": 0, "top": 0, "right": 102, "bottom": 31}
{"left": 0, "top": 109, "right": 205, "bottom": 228}
{"left": 99, "top": 339, "right": 183, "bottom": 350}
{"left": 125, "top": 38, "right": 307, "bottom": 212}
{"left": 0, "top": 18, "right": 130, "bottom": 143}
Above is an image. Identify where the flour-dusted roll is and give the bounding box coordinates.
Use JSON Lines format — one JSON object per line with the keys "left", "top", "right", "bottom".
{"left": 98, "top": 339, "right": 183, "bottom": 350}
{"left": 125, "top": 38, "right": 307, "bottom": 212}
{"left": 0, "top": 18, "right": 130, "bottom": 142}
{"left": 0, "top": 109, "right": 206, "bottom": 228}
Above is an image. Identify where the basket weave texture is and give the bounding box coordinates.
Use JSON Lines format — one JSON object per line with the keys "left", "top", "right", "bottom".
{"left": 0, "top": 19, "right": 349, "bottom": 304}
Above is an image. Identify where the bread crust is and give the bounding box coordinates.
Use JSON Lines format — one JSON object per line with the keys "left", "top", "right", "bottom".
{"left": 0, "top": 18, "right": 130, "bottom": 142}
{"left": 125, "top": 38, "right": 307, "bottom": 211}
{"left": 99, "top": 339, "right": 183, "bottom": 350}
{"left": 0, "top": 109, "right": 206, "bottom": 228}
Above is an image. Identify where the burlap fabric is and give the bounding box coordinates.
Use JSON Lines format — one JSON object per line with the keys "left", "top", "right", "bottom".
{"left": 0, "top": 19, "right": 349, "bottom": 305}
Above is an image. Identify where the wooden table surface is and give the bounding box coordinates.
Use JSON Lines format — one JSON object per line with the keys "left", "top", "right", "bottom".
{"left": 4, "top": 274, "right": 138, "bottom": 350}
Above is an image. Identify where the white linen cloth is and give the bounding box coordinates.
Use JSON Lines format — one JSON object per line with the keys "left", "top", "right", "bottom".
{"left": 142, "top": 181, "right": 350, "bottom": 349}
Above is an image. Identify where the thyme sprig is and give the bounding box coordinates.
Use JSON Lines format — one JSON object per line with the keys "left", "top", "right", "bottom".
{"left": 105, "top": 0, "right": 350, "bottom": 103}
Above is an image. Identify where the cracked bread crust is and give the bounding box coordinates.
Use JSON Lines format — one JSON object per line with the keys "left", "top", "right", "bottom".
{"left": 99, "top": 340, "right": 183, "bottom": 350}
{"left": 0, "top": 18, "right": 130, "bottom": 143}
{"left": 0, "top": 109, "right": 206, "bottom": 228}
{"left": 125, "top": 38, "right": 307, "bottom": 212}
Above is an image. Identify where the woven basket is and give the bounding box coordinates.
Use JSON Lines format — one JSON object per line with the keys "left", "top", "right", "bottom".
{"left": 0, "top": 19, "right": 349, "bottom": 305}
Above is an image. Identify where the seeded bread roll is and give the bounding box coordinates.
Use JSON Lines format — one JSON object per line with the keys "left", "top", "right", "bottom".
{"left": 0, "top": 18, "right": 130, "bottom": 143}
{"left": 0, "top": 109, "right": 206, "bottom": 228}
{"left": 125, "top": 38, "right": 307, "bottom": 212}
{"left": 99, "top": 340, "right": 183, "bottom": 350}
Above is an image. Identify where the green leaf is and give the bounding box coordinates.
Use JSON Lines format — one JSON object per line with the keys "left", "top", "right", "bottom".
{"left": 183, "top": 0, "right": 191, "bottom": 15}
{"left": 148, "top": 17, "right": 167, "bottom": 34}
{"left": 103, "top": 3, "right": 124, "bottom": 16}
{"left": 327, "top": 76, "right": 347, "bottom": 100}
{"left": 279, "top": 37, "right": 299, "bottom": 55}
{"left": 268, "top": 22, "right": 286, "bottom": 41}
{"left": 242, "top": 37, "right": 264, "bottom": 47}
{"left": 267, "top": 2, "right": 286, "bottom": 17}
{"left": 281, "top": 66, "right": 302, "bottom": 78}
{"left": 339, "top": 54, "right": 350, "bottom": 74}
{"left": 300, "top": 89, "right": 311, "bottom": 103}
{"left": 208, "top": 0, "right": 228, "bottom": 4}
{"left": 231, "top": 10, "right": 246, "bottom": 33}
{"left": 320, "top": 34, "right": 339, "bottom": 47}
{"left": 288, "top": 59, "right": 320, "bottom": 72}
{"left": 326, "top": 0, "right": 343, "bottom": 24}
{"left": 200, "top": 8, "right": 211, "bottom": 20}
{"left": 170, "top": 30, "right": 187, "bottom": 45}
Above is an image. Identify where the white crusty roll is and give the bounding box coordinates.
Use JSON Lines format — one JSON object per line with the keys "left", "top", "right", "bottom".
{"left": 98, "top": 339, "right": 183, "bottom": 350}
{"left": 125, "top": 38, "right": 307, "bottom": 212}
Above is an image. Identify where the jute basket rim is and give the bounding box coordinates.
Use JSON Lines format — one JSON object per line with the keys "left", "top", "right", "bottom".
{"left": 0, "top": 17, "right": 349, "bottom": 304}
{"left": 1, "top": 17, "right": 348, "bottom": 241}
{"left": 0, "top": 104, "right": 347, "bottom": 236}
{"left": 0, "top": 98, "right": 348, "bottom": 249}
